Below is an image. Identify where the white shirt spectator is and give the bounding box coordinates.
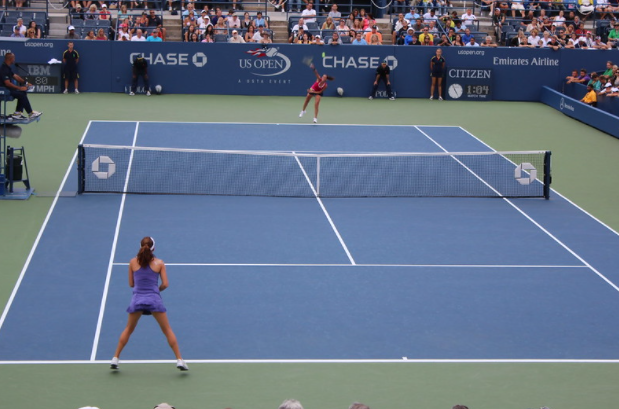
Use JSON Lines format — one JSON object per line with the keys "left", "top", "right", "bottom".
{"left": 394, "top": 18, "right": 409, "bottom": 32}
{"left": 228, "top": 31, "right": 245, "bottom": 43}
{"left": 465, "top": 40, "right": 480, "bottom": 46}
{"left": 461, "top": 9, "right": 477, "bottom": 24}
{"left": 292, "top": 23, "right": 309, "bottom": 32}
{"left": 553, "top": 15, "right": 565, "bottom": 27}
{"left": 131, "top": 33, "right": 146, "bottom": 41}
{"left": 301, "top": 5, "right": 317, "bottom": 23}
{"left": 198, "top": 15, "right": 211, "bottom": 26}
{"left": 227, "top": 15, "right": 241, "bottom": 29}
{"left": 540, "top": 36, "right": 553, "bottom": 47}
{"left": 422, "top": 11, "right": 437, "bottom": 24}
{"left": 328, "top": 10, "right": 341, "bottom": 21}
{"left": 253, "top": 28, "right": 266, "bottom": 41}
{"left": 527, "top": 34, "right": 541, "bottom": 46}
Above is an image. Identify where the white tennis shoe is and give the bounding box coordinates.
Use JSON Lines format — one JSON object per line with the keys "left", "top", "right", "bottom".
{"left": 313, "top": 118, "right": 318, "bottom": 123}
{"left": 177, "top": 359, "right": 189, "bottom": 371}
{"left": 110, "top": 357, "right": 119, "bottom": 369}
{"left": 299, "top": 110, "right": 305, "bottom": 118}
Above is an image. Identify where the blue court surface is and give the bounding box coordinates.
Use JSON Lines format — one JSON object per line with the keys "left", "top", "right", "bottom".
{"left": 1, "top": 122, "right": 619, "bottom": 363}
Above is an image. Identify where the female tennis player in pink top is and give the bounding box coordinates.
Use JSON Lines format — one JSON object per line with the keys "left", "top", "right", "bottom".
{"left": 110, "top": 236, "right": 188, "bottom": 371}
{"left": 299, "top": 63, "right": 334, "bottom": 123}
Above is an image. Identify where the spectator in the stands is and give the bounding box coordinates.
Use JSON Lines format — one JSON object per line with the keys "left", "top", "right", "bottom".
{"left": 254, "top": 11, "right": 268, "bottom": 28}
{"left": 183, "top": 11, "right": 197, "bottom": 29}
{"left": 528, "top": 28, "right": 541, "bottom": 47}
{"left": 539, "top": 30, "right": 553, "bottom": 47}
{"left": 301, "top": 2, "right": 317, "bottom": 23}
{"left": 575, "top": 21, "right": 587, "bottom": 37}
{"left": 328, "top": 4, "right": 341, "bottom": 22}
{"left": 13, "top": 18, "right": 26, "bottom": 36}
{"left": 352, "top": 31, "right": 368, "bottom": 44}
{"left": 422, "top": 8, "right": 438, "bottom": 24}
{"left": 607, "top": 22, "right": 619, "bottom": 48}
{"left": 405, "top": 29, "right": 421, "bottom": 45}
{"left": 581, "top": 31, "right": 595, "bottom": 47}
{"left": 131, "top": 28, "right": 146, "bottom": 41}
{"left": 328, "top": 31, "right": 342, "bottom": 44}
{"left": 202, "top": 25, "right": 215, "bottom": 41}
{"left": 565, "top": 69, "right": 579, "bottom": 83}
{"left": 95, "top": 27, "right": 108, "bottom": 40}
{"left": 253, "top": 24, "right": 265, "bottom": 41}
{"left": 10, "top": 27, "right": 25, "bottom": 38}
{"left": 573, "top": 68, "right": 591, "bottom": 83}
{"left": 291, "top": 17, "right": 309, "bottom": 34}
{"left": 421, "top": 34, "right": 433, "bottom": 45}
{"left": 86, "top": 4, "right": 99, "bottom": 19}
{"left": 452, "top": 33, "right": 464, "bottom": 45}
{"left": 227, "top": 10, "right": 242, "bottom": 29}
{"left": 182, "top": 2, "right": 196, "bottom": 17}
{"left": 99, "top": 4, "right": 111, "bottom": 20}
{"left": 259, "top": 31, "right": 272, "bottom": 43}
{"left": 393, "top": 20, "right": 409, "bottom": 44}
{"left": 510, "top": 29, "right": 526, "bottom": 46}
{"left": 465, "top": 36, "right": 480, "bottom": 46}
{"left": 322, "top": 16, "right": 335, "bottom": 30}
{"left": 72, "top": 4, "right": 84, "bottom": 19}
{"left": 363, "top": 13, "right": 376, "bottom": 31}
{"left": 336, "top": 18, "right": 349, "bottom": 35}
{"left": 461, "top": 28, "right": 472, "bottom": 44}
{"left": 146, "top": 28, "right": 163, "bottom": 41}
{"left": 244, "top": 25, "right": 256, "bottom": 42}
{"left": 65, "top": 25, "right": 79, "bottom": 39}
{"left": 117, "top": 24, "right": 131, "bottom": 40}
{"left": 228, "top": 29, "right": 245, "bottom": 43}
{"left": 435, "top": 33, "right": 450, "bottom": 46}
{"left": 351, "top": 18, "right": 363, "bottom": 32}
{"left": 184, "top": 24, "right": 198, "bottom": 41}
{"left": 84, "top": 29, "right": 96, "bottom": 40}
{"left": 419, "top": 26, "right": 434, "bottom": 43}
{"left": 581, "top": 84, "right": 597, "bottom": 106}
{"left": 364, "top": 25, "right": 382, "bottom": 43}
{"left": 411, "top": 17, "right": 423, "bottom": 32}
{"left": 461, "top": 8, "right": 477, "bottom": 24}
{"left": 147, "top": 9, "right": 166, "bottom": 41}
{"left": 211, "top": 8, "right": 223, "bottom": 25}
{"left": 312, "top": 34, "right": 325, "bottom": 44}
{"left": 593, "top": 36, "right": 609, "bottom": 50}
{"left": 587, "top": 72, "right": 602, "bottom": 90}
{"left": 566, "top": 32, "right": 584, "bottom": 48}
{"left": 214, "top": 18, "right": 228, "bottom": 35}
{"left": 405, "top": 6, "right": 419, "bottom": 21}
{"left": 199, "top": 11, "right": 212, "bottom": 28}
{"left": 481, "top": 35, "right": 498, "bottom": 47}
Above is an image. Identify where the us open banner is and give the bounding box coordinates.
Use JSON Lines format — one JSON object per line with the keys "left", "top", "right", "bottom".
{"left": 0, "top": 39, "right": 613, "bottom": 101}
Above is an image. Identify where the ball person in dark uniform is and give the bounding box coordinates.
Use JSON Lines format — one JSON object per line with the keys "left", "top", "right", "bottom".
{"left": 62, "top": 41, "right": 80, "bottom": 94}
{"left": 369, "top": 60, "right": 395, "bottom": 100}
{"left": 0, "top": 52, "right": 41, "bottom": 119}
{"left": 430, "top": 48, "right": 446, "bottom": 100}
{"left": 130, "top": 55, "right": 151, "bottom": 96}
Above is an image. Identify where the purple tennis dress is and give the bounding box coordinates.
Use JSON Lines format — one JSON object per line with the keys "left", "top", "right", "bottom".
{"left": 126, "top": 264, "right": 167, "bottom": 315}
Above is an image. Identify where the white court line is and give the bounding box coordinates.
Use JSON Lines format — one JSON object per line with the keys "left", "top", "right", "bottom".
{"left": 293, "top": 153, "right": 355, "bottom": 265}
{"left": 87, "top": 120, "right": 454, "bottom": 128}
{"left": 89, "top": 122, "right": 141, "bottom": 361}
{"left": 111, "top": 263, "right": 586, "bottom": 268}
{"left": 416, "top": 126, "right": 619, "bottom": 294}
{"left": 1, "top": 359, "right": 619, "bottom": 364}
{"left": 0, "top": 122, "right": 93, "bottom": 334}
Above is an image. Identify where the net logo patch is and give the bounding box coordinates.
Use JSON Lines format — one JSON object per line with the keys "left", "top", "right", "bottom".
{"left": 514, "top": 163, "right": 537, "bottom": 185}
{"left": 92, "top": 156, "right": 116, "bottom": 180}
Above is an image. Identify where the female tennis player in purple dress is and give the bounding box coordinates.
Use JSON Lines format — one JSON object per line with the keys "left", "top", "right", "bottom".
{"left": 110, "top": 237, "right": 188, "bottom": 371}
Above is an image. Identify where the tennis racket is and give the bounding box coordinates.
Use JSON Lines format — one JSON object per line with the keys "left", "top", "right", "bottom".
{"left": 302, "top": 56, "right": 313, "bottom": 68}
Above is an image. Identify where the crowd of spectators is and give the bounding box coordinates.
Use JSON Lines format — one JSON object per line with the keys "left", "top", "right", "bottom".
{"left": 3, "top": 0, "right": 619, "bottom": 46}
{"left": 567, "top": 60, "right": 619, "bottom": 104}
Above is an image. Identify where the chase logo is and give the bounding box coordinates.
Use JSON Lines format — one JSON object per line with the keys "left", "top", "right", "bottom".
{"left": 241, "top": 47, "right": 291, "bottom": 77}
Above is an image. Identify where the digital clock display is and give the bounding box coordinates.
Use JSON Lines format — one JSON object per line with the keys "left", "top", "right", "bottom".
{"left": 19, "top": 63, "right": 62, "bottom": 93}
{"left": 466, "top": 85, "right": 490, "bottom": 95}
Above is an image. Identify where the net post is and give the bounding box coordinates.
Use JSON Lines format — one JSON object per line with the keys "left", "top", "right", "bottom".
{"left": 77, "top": 144, "right": 85, "bottom": 194}
{"left": 316, "top": 156, "right": 321, "bottom": 196}
{"left": 543, "top": 150, "right": 551, "bottom": 200}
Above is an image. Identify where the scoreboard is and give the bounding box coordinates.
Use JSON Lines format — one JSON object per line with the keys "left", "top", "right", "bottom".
{"left": 19, "top": 63, "right": 62, "bottom": 94}
{"left": 446, "top": 68, "right": 493, "bottom": 101}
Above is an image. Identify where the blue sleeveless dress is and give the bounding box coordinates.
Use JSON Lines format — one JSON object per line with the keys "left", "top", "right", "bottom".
{"left": 126, "top": 264, "right": 167, "bottom": 315}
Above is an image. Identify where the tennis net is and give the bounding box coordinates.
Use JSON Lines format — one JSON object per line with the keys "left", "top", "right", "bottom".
{"left": 77, "top": 144, "right": 551, "bottom": 199}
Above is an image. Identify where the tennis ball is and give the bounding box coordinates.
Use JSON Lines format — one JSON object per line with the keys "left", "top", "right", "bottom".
{"left": 322, "top": 52, "right": 325, "bottom": 58}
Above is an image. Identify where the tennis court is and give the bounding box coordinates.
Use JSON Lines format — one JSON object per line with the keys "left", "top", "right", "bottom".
{"left": 1, "top": 120, "right": 619, "bottom": 369}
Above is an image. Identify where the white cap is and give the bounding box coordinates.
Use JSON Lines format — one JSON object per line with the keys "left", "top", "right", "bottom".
{"left": 68, "top": 25, "right": 75, "bottom": 30}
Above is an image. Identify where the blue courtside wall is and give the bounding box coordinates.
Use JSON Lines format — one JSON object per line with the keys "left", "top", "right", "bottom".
{"left": 540, "top": 86, "right": 619, "bottom": 139}
{"left": 0, "top": 39, "right": 614, "bottom": 100}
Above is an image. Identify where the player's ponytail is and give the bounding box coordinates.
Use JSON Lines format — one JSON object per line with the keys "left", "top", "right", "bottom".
{"left": 137, "top": 236, "right": 155, "bottom": 267}
{"left": 326, "top": 75, "right": 335, "bottom": 81}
